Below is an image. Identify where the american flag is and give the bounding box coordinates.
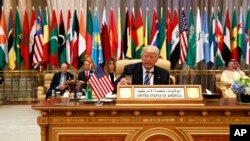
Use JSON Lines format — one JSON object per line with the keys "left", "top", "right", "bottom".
{"left": 88, "top": 65, "right": 114, "bottom": 99}
{"left": 179, "top": 8, "right": 188, "bottom": 64}
{"left": 33, "top": 9, "right": 43, "bottom": 65}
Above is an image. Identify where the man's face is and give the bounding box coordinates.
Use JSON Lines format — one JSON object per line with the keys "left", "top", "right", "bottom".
{"left": 61, "top": 64, "right": 68, "bottom": 74}
{"left": 228, "top": 61, "right": 238, "bottom": 70}
{"left": 83, "top": 61, "right": 91, "bottom": 71}
{"left": 232, "top": 61, "right": 238, "bottom": 70}
{"left": 141, "top": 52, "right": 158, "bottom": 70}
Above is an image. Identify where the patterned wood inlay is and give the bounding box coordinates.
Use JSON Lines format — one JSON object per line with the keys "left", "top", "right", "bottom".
{"left": 60, "top": 135, "right": 126, "bottom": 141}
{"left": 192, "top": 135, "right": 229, "bottom": 141}
{"left": 146, "top": 135, "right": 174, "bottom": 141}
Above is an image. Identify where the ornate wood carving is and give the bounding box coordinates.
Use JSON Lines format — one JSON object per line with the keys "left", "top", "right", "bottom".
{"left": 32, "top": 98, "right": 250, "bottom": 141}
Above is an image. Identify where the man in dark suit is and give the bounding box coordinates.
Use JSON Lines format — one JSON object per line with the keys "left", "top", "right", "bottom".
{"left": 78, "top": 60, "right": 94, "bottom": 94}
{"left": 46, "top": 63, "right": 73, "bottom": 100}
{"left": 115, "top": 45, "right": 169, "bottom": 85}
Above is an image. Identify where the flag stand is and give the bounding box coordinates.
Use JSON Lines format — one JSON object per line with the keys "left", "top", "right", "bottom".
{"left": 94, "top": 99, "right": 104, "bottom": 106}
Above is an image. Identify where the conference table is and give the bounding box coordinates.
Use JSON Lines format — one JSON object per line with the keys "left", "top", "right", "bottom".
{"left": 32, "top": 98, "right": 250, "bottom": 141}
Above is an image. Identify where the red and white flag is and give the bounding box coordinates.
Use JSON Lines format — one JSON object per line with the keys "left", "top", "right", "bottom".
{"left": 66, "top": 8, "right": 73, "bottom": 65}
{"left": 88, "top": 65, "right": 114, "bottom": 99}
{"left": 179, "top": 7, "right": 188, "bottom": 64}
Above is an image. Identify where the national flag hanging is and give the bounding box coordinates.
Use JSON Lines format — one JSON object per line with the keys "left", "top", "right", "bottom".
{"left": 242, "top": 7, "right": 247, "bottom": 61}
{"left": 135, "top": 7, "right": 144, "bottom": 59}
{"left": 170, "top": 8, "right": 180, "bottom": 69}
{"left": 116, "top": 7, "right": 124, "bottom": 60}
{"left": 72, "top": 9, "right": 79, "bottom": 69}
{"left": 246, "top": 7, "right": 250, "bottom": 65}
{"left": 109, "top": 7, "right": 118, "bottom": 58}
{"left": 91, "top": 7, "right": 104, "bottom": 66}
{"left": 144, "top": 7, "right": 150, "bottom": 46}
{"left": 203, "top": 7, "right": 210, "bottom": 66}
{"left": 0, "top": 7, "right": 7, "bottom": 69}
{"left": 78, "top": 8, "right": 86, "bottom": 68}
{"left": 14, "top": 8, "right": 22, "bottom": 67}
{"left": 86, "top": 7, "right": 93, "bottom": 58}
{"left": 231, "top": 7, "right": 238, "bottom": 61}
{"left": 58, "top": 10, "right": 66, "bottom": 66}
{"left": 166, "top": 8, "right": 172, "bottom": 60}
{"left": 8, "top": 7, "right": 15, "bottom": 70}
{"left": 123, "top": 8, "right": 130, "bottom": 58}
{"left": 237, "top": 6, "right": 243, "bottom": 62}
{"left": 29, "top": 7, "right": 36, "bottom": 69}
{"left": 208, "top": 7, "right": 216, "bottom": 67}
{"left": 42, "top": 7, "right": 50, "bottom": 67}
{"left": 20, "top": 10, "right": 30, "bottom": 70}
{"left": 50, "top": 9, "right": 58, "bottom": 67}
{"left": 33, "top": 8, "right": 43, "bottom": 67}
{"left": 88, "top": 65, "right": 114, "bottom": 99}
{"left": 195, "top": 7, "right": 204, "bottom": 65}
{"left": 129, "top": 8, "right": 137, "bottom": 59}
{"left": 223, "top": 8, "right": 231, "bottom": 66}
{"left": 179, "top": 7, "right": 188, "bottom": 64}
{"left": 101, "top": 7, "right": 111, "bottom": 62}
{"left": 186, "top": 7, "right": 196, "bottom": 68}
{"left": 159, "top": 7, "right": 167, "bottom": 60}
{"left": 215, "top": 7, "right": 225, "bottom": 67}
{"left": 149, "top": 9, "right": 158, "bottom": 47}
{"left": 66, "top": 8, "right": 73, "bottom": 65}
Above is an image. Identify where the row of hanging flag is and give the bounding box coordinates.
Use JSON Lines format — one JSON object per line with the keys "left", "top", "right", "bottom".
{"left": 0, "top": 6, "right": 249, "bottom": 70}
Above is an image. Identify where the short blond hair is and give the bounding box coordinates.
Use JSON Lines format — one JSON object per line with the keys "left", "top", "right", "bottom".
{"left": 141, "top": 45, "right": 159, "bottom": 58}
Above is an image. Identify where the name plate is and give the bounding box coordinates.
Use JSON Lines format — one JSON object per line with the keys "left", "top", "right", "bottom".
{"left": 135, "top": 88, "right": 185, "bottom": 99}
{"left": 117, "top": 85, "right": 203, "bottom": 106}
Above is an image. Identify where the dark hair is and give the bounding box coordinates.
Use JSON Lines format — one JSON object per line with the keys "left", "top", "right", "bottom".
{"left": 105, "top": 58, "right": 116, "bottom": 73}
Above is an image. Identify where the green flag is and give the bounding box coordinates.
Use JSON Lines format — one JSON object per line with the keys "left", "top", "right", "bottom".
{"left": 237, "top": 7, "right": 243, "bottom": 61}
{"left": 159, "top": 8, "right": 167, "bottom": 59}
{"left": 14, "top": 8, "right": 22, "bottom": 67}
{"left": 50, "top": 9, "right": 59, "bottom": 67}
{"left": 186, "top": 8, "right": 196, "bottom": 68}
{"left": 215, "top": 8, "right": 224, "bottom": 67}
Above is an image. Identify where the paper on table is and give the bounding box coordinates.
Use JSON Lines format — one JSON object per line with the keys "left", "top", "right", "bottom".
{"left": 205, "top": 89, "right": 212, "bottom": 95}
{"left": 105, "top": 92, "right": 116, "bottom": 99}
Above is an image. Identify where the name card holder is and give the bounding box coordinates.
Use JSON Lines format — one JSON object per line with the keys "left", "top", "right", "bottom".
{"left": 116, "top": 85, "right": 204, "bottom": 106}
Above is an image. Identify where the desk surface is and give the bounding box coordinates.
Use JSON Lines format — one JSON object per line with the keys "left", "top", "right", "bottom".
{"left": 32, "top": 98, "right": 249, "bottom": 111}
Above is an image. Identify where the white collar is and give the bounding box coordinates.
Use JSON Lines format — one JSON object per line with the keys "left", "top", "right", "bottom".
{"left": 142, "top": 66, "right": 154, "bottom": 74}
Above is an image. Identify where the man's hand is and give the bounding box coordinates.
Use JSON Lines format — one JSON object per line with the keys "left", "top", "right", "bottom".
{"left": 59, "top": 85, "right": 68, "bottom": 91}
{"left": 119, "top": 78, "right": 128, "bottom": 85}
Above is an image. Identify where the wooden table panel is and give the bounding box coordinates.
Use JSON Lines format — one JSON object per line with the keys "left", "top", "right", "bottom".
{"left": 32, "top": 98, "right": 250, "bottom": 141}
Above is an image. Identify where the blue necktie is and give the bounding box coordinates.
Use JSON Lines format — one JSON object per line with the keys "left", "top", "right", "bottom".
{"left": 144, "top": 71, "right": 150, "bottom": 85}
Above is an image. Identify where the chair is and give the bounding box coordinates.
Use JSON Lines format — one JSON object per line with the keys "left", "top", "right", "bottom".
{"left": 215, "top": 74, "right": 236, "bottom": 98}
{"left": 36, "top": 73, "right": 54, "bottom": 101}
{"left": 115, "top": 59, "right": 176, "bottom": 84}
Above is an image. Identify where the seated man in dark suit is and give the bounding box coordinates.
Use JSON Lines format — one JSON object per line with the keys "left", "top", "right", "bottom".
{"left": 45, "top": 63, "right": 73, "bottom": 100}
{"left": 78, "top": 60, "right": 94, "bottom": 94}
{"left": 115, "top": 45, "right": 170, "bottom": 86}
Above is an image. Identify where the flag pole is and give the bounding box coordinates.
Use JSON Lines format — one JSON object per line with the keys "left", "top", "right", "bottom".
{"left": 94, "top": 98, "right": 104, "bottom": 106}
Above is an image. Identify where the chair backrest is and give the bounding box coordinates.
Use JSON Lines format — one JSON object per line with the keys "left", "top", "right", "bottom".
{"left": 115, "top": 59, "right": 171, "bottom": 76}
{"left": 44, "top": 73, "right": 54, "bottom": 89}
